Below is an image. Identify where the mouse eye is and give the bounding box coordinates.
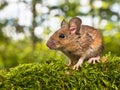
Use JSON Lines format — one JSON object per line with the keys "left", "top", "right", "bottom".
{"left": 59, "top": 34, "right": 65, "bottom": 38}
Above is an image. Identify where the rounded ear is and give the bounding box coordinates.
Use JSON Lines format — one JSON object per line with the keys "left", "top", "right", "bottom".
{"left": 61, "top": 19, "right": 67, "bottom": 27}
{"left": 69, "top": 17, "right": 82, "bottom": 34}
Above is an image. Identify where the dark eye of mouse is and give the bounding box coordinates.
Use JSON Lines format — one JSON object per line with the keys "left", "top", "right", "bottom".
{"left": 59, "top": 34, "right": 65, "bottom": 38}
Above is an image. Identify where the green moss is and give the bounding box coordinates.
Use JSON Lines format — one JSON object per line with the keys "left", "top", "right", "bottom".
{"left": 0, "top": 54, "right": 120, "bottom": 90}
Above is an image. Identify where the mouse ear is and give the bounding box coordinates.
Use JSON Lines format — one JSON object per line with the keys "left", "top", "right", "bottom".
{"left": 61, "top": 19, "right": 67, "bottom": 27}
{"left": 69, "top": 17, "right": 82, "bottom": 34}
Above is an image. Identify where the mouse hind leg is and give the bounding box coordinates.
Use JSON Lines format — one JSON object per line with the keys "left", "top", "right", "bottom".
{"left": 87, "top": 42, "right": 103, "bottom": 64}
{"left": 87, "top": 56, "right": 100, "bottom": 64}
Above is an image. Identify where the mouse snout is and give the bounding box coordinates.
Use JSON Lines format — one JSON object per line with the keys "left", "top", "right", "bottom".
{"left": 46, "top": 39, "right": 55, "bottom": 49}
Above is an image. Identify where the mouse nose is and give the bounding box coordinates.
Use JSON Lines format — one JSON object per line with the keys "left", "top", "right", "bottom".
{"left": 46, "top": 40, "right": 55, "bottom": 49}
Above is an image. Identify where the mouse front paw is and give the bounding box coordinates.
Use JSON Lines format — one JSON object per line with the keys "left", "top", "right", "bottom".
{"left": 73, "top": 64, "right": 81, "bottom": 70}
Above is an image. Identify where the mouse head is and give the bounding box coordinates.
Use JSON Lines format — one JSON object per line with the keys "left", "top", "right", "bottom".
{"left": 46, "top": 17, "right": 82, "bottom": 50}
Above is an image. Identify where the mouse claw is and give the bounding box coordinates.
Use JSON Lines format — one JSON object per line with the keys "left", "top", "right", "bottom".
{"left": 66, "top": 63, "right": 71, "bottom": 67}
{"left": 66, "top": 64, "right": 71, "bottom": 67}
{"left": 88, "top": 56, "right": 100, "bottom": 64}
{"left": 66, "top": 59, "right": 73, "bottom": 67}
{"left": 73, "top": 64, "right": 81, "bottom": 70}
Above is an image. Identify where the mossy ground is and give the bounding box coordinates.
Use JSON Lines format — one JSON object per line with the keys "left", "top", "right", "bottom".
{"left": 0, "top": 53, "right": 120, "bottom": 90}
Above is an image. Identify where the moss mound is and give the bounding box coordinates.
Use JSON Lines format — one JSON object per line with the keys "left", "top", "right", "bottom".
{"left": 0, "top": 55, "right": 120, "bottom": 90}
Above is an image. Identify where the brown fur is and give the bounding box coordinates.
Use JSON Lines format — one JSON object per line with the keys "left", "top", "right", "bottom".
{"left": 46, "top": 17, "right": 104, "bottom": 69}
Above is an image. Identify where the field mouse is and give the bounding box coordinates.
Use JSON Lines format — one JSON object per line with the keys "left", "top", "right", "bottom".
{"left": 46, "top": 17, "right": 104, "bottom": 70}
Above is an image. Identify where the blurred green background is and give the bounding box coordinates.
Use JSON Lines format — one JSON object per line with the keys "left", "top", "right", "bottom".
{"left": 0, "top": 0, "right": 120, "bottom": 70}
